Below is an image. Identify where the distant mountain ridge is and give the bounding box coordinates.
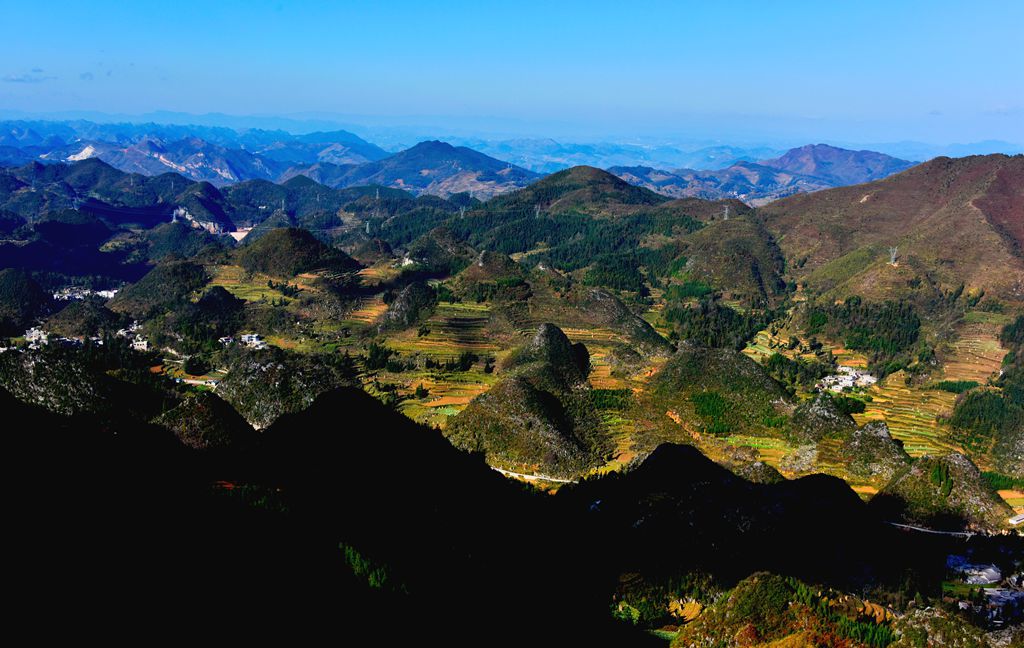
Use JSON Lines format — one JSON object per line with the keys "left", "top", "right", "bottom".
{"left": 2, "top": 121, "right": 923, "bottom": 203}
{"left": 610, "top": 144, "right": 917, "bottom": 205}
{"left": 0, "top": 120, "right": 537, "bottom": 199}
{"left": 0, "top": 119, "right": 389, "bottom": 186}
{"left": 759, "top": 144, "right": 917, "bottom": 186}
{"left": 451, "top": 138, "right": 783, "bottom": 173}
{"left": 281, "top": 140, "right": 540, "bottom": 199}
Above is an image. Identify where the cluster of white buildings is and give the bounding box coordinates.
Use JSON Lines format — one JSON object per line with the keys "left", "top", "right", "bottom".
{"left": 15, "top": 323, "right": 147, "bottom": 352}
{"left": 948, "top": 555, "right": 1003, "bottom": 585}
{"left": 219, "top": 333, "right": 267, "bottom": 350}
{"left": 947, "top": 555, "right": 1024, "bottom": 627}
{"left": 240, "top": 333, "right": 267, "bottom": 349}
{"left": 24, "top": 327, "right": 49, "bottom": 348}
{"left": 818, "top": 365, "right": 877, "bottom": 392}
{"left": 115, "top": 321, "right": 149, "bottom": 351}
{"left": 20, "top": 327, "right": 104, "bottom": 350}
{"left": 52, "top": 287, "right": 118, "bottom": 301}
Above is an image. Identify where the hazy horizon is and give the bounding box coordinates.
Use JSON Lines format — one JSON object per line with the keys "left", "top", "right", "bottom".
{"left": 2, "top": 1, "right": 1022, "bottom": 148}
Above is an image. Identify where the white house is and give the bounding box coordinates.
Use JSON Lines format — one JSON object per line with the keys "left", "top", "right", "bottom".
{"left": 240, "top": 333, "right": 267, "bottom": 349}
{"left": 819, "top": 365, "right": 877, "bottom": 392}
{"left": 25, "top": 327, "right": 49, "bottom": 348}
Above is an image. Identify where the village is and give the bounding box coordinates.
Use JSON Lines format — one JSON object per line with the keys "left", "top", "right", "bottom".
{"left": 52, "top": 286, "right": 118, "bottom": 301}
{"left": 818, "top": 364, "right": 878, "bottom": 392}
{"left": 1, "top": 311, "right": 269, "bottom": 394}
{"left": 946, "top": 554, "right": 1024, "bottom": 629}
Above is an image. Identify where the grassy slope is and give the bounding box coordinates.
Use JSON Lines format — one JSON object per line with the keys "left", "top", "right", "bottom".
{"left": 759, "top": 155, "right": 1024, "bottom": 304}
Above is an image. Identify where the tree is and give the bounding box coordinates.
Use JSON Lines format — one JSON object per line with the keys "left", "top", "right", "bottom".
{"left": 183, "top": 355, "right": 211, "bottom": 376}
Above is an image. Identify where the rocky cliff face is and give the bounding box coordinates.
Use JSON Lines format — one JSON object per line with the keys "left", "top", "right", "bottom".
{"left": 217, "top": 348, "right": 356, "bottom": 429}
{"left": 153, "top": 391, "right": 257, "bottom": 450}
{"left": 873, "top": 453, "right": 1014, "bottom": 532}
{"left": 840, "top": 421, "right": 911, "bottom": 485}
{"left": 378, "top": 281, "right": 437, "bottom": 332}
{"left": 444, "top": 323, "right": 610, "bottom": 479}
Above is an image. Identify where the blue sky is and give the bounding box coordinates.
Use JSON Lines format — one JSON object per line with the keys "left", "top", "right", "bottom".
{"left": 1, "top": 0, "right": 1022, "bottom": 143}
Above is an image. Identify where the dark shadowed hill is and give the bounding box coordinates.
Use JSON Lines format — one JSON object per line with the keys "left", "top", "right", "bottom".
{"left": 870, "top": 452, "right": 1014, "bottom": 531}
{"left": 0, "top": 268, "right": 51, "bottom": 335}
{"left": 6, "top": 378, "right": 1011, "bottom": 643}
{"left": 152, "top": 391, "right": 258, "bottom": 450}
{"left": 558, "top": 442, "right": 959, "bottom": 597}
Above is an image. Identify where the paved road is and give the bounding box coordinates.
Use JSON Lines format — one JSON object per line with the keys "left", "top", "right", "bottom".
{"left": 888, "top": 522, "right": 975, "bottom": 538}
{"left": 492, "top": 467, "right": 577, "bottom": 484}
{"left": 181, "top": 378, "right": 219, "bottom": 387}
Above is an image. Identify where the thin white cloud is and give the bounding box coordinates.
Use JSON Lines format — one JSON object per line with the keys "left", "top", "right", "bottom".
{"left": 3, "top": 69, "right": 56, "bottom": 83}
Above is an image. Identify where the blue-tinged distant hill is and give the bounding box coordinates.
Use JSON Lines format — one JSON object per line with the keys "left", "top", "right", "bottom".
{"left": 610, "top": 144, "right": 917, "bottom": 205}
{"left": 0, "top": 120, "right": 539, "bottom": 199}
{"left": 280, "top": 140, "right": 540, "bottom": 199}
{"left": 0, "top": 119, "right": 389, "bottom": 186}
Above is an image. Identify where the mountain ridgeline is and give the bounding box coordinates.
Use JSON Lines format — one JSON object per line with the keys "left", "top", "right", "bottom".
{"left": 3, "top": 120, "right": 920, "bottom": 204}
{"left": 2, "top": 140, "right": 1024, "bottom": 644}
{"left": 609, "top": 144, "right": 917, "bottom": 206}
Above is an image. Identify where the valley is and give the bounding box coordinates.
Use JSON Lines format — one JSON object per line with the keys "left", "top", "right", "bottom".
{"left": 8, "top": 2, "right": 1024, "bottom": 643}
{"left": 3, "top": 136, "right": 1023, "bottom": 645}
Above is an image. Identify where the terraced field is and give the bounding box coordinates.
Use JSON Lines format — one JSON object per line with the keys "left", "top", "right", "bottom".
{"left": 588, "top": 350, "right": 629, "bottom": 390}
{"left": 208, "top": 264, "right": 295, "bottom": 303}
{"left": 850, "top": 485, "right": 879, "bottom": 500}
{"left": 744, "top": 310, "right": 1009, "bottom": 462}
{"left": 344, "top": 294, "right": 388, "bottom": 327}
{"left": 557, "top": 326, "right": 628, "bottom": 345}
{"left": 997, "top": 490, "right": 1024, "bottom": 514}
{"left": 740, "top": 325, "right": 853, "bottom": 367}
{"left": 586, "top": 410, "right": 641, "bottom": 477}
{"left": 640, "top": 288, "right": 673, "bottom": 338}
{"left": 721, "top": 434, "right": 795, "bottom": 467}
{"left": 742, "top": 329, "right": 778, "bottom": 363}
{"left": 849, "top": 314, "right": 1007, "bottom": 458}
{"left": 853, "top": 374, "right": 963, "bottom": 457}
{"left": 807, "top": 438, "right": 847, "bottom": 477}
{"left": 357, "top": 263, "right": 402, "bottom": 287}
{"left": 354, "top": 301, "right": 506, "bottom": 428}
{"left": 387, "top": 302, "right": 502, "bottom": 357}
{"left": 940, "top": 314, "right": 1009, "bottom": 384}
{"left": 584, "top": 357, "right": 673, "bottom": 477}
{"left": 395, "top": 368, "right": 499, "bottom": 429}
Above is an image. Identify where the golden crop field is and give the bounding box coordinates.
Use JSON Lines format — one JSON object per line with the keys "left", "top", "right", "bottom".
{"left": 852, "top": 375, "right": 964, "bottom": 457}
{"left": 208, "top": 264, "right": 295, "bottom": 303}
